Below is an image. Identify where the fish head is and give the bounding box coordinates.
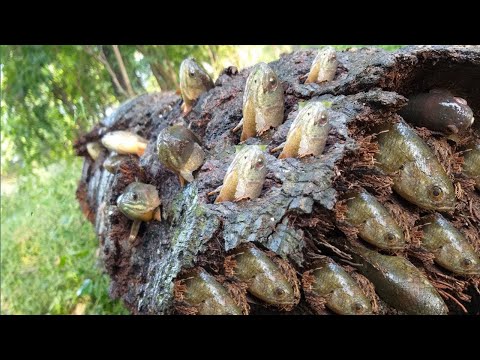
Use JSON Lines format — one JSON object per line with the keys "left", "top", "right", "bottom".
{"left": 254, "top": 274, "right": 295, "bottom": 306}
{"left": 234, "top": 145, "right": 267, "bottom": 185}
{"left": 179, "top": 57, "right": 214, "bottom": 100}
{"left": 117, "top": 182, "right": 160, "bottom": 221}
{"left": 316, "top": 46, "right": 338, "bottom": 71}
{"left": 298, "top": 101, "right": 330, "bottom": 138}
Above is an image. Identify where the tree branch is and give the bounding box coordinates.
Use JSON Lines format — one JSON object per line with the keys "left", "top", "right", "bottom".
{"left": 112, "top": 45, "right": 135, "bottom": 97}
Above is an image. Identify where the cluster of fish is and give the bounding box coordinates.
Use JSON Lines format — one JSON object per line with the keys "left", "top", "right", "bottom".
{"left": 85, "top": 47, "right": 480, "bottom": 314}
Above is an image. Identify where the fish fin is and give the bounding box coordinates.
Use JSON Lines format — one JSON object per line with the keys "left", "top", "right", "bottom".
{"left": 270, "top": 142, "right": 285, "bottom": 153}
{"left": 215, "top": 169, "right": 239, "bottom": 204}
{"left": 153, "top": 208, "right": 161, "bottom": 221}
{"left": 180, "top": 170, "right": 194, "bottom": 183}
{"left": 178, "top": 174, "right": 186, "bottom": 188}
{"left": 129, "top": 220, "right": 141, "bottom": 243}
{"left": 207, "top": 185, "right": 223, "bottom": 196}
{"left": 136, "top": 142, "right": 147, "bottom": 156}
{"left": 232, "top": 118, "right": 243, "bottom": 133}
{"left": 305, "top": 60, "right": 321, "bottom": 84}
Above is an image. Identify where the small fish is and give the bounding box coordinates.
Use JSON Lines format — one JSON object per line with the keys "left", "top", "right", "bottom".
{"left": 420, "top": 213, "right": 480, "bottom": 276}
{"left": 212, "top": 145, "right": 267, "bottom": 203}
{"left": 101, "top": 130, "right": 148, "bottom": 156}
{"left": 117, "top": 182, "right": 161, "bottom": 242}
{"left": 156, "top": 125, "right": 205, "bottom": 187}
{"left": 462, "top": 144, "right": 480, "bottom": 190}
{"left": 344, "top": 190, "right": 406, "bottom": 250}
{"left": 375, "top": 121, "right": 455, "bottom": 211}
{"left": 179, "top": 57, "right": 214, "bottom": 114}
{"left": 232, "top": 62, "right": 284, "bottom": 142}
{"left": 227, "top": 246, "right": 296, "bottom": 307}
{"left": 272, "top": 101, "right": 330, "bottom": 159}
{"left": 103, "top": 154, "right": 129, "bottom": 174}
{"left": 305, "top": 259, "right": 372, "bottom": 315}
{"left": 305, "top": 46, "right": 338, "bottom": 84}
{"left": 399, "top": 89, "right": 474, "bottom": 134}
{"left": 86, "top": 141, "right": 104, "bottom": 161}
{"left": 351, "top": 244, "right": 448, "bottom": 315}
{"left": 179, "top": 268, "right": 243, "bottom": 315}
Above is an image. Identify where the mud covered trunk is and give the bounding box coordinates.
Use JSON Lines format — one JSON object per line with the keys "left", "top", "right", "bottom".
{"left": 75, "top": 46, "right": 480, "bottom": 315}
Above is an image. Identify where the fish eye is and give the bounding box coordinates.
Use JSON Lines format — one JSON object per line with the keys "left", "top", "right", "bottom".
{"left": 189, "top": 70, "right": 195, "bottom": 77}
{"left": 132, "top": 193, "right": 138, "bottom": 201}
{"left": 255, "top": 158, "right": 264, "bottom": 168}
{"left": 385, "top": 232, "right": 396, "bottom": 242}
{"left": 307, "top": 112, "right": 311, "bottom": 116}
{"left": 462, "top": 258, "right": 473, "bottom": 267}
{"left": 353, "top": 302, "right": 365, "bottom": 313}
{"left": 274, "top": 287, "right": 285, "bottom": 296}
{"left": 269, "top": 77, "right": 276, "bottom": 85}
{"left": 431, "top": 185, "right": 443, "bottom": 200}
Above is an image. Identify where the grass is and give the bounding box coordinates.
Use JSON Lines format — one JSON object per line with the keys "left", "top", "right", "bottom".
{"left": 1, "top": 159, "right": 128, "bottom": 314}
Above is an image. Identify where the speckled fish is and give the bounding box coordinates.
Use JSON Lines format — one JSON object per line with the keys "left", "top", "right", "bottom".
{"left": 228, "top": 246, "right": 296, "bottom": 307}
{"left": 156, "top": 125, "right": 205, "bottom": 187}
{"left": 375, "top": 121, "right": 455, "bottom": 211}
{"left": 117, "top": 182, "right": 161, "bottom": 242}
{"left": 86, "top": 141, "right": 104, "bottom": 161}
{"left": 274, "top": 101, "right": 330, "bottom": 159}
{"left": 306, "top": 259, "right": 372, "bottom": 315}
{"left": 305, "top": 46, "right": 338, "bottom": 84}
{"left": 344, "top": 190, "right": 406, "bottom": 250}
{"left": 351, "top": 244, "right": 448, "bottom": 315}
{"left": 179, "top": 57, "right": 214, "bottom": 114}
{"left": 179, "top": 268, "right": 243, "bottom": 315}
{"left": 399, "top": 89, "right": 474, "bottom": 134}
{"left": 232, "top": 62, "right": 284, "bottom": 142}
{"left": 213, "top": 145, "right": 267, "bottom": 203}
{"left": 420, "top": 213, "right": 480, "bottom": 276}
{"left": 103, "top": 154, "right": 129, "bottom": 174}
{"left": 462, "top": 144, "right": 480, "bottom": 190}
{"left": 101, "top": 130, "right": 148, "bottom": 156}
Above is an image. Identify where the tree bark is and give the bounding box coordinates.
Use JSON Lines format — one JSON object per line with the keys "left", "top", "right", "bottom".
{"left": 75, "top": 46, "right": 480, "bottom": 315}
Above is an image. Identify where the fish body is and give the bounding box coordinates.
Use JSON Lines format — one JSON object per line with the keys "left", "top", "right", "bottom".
{"left": 236, "top": 62, "right": 284, "bottom": 142}
{"left": 462, "top": 144, "right": 480, "bottom": 190}
{"left": 345, "top": 190, "right": 406, "bottom": 250}
{"left": 279, "top": 101, "right": 330, "bottom": 159}
{"left": 308, "top": 260, "right": 372, "bottom": 315}
{"left": 156, "top": 125, "right": 205, "bottom": 185}
{"left": 103, "top": 154, "right": 129, "bottom": 174}
{"left": 86, "top": 141, "right": 104, "bottom": 160}
{"left": 101, "top": 130, "right": 148, "bottom": 156}
{"left": 179, "top": 57, "right": 214, "bottom": 114}
{"left": 399, "top": 89, "right": 474, "bottom": 134}
{"left": 230, "top": 246, "right": 295, "bottom": 306}
{"left": 181, "top": 268, "right": 242, "bottom": 315}
{"left": 421, "top": 214, "right": 480, "bottom": 276}
{"left": 305, "top": 46, "right": 338, "bottom": 84}
{"left": 352, "top": 244, "right": 448, "bottom": 315}
{"left": 375, "top": 121, "right": 455, "bottom": 211}
{"left": 215, "top": 145, "right": 267, "bottom": 203}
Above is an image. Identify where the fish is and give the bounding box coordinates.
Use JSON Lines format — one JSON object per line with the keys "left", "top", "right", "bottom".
{"left": 344, "top": 190, "right": 406, "bottom": 250}
{"left": 232, "top": 62, "right": 284, "bottom": 142}
{"left": 228, "top": 246, "right": 296, "bottom": 307}
{"left": 86, "top": 141, "right": 104, "bottom": 161}
{"left": 375, "top": 120, "right": 455, "bottom": 211}
{"left": 462, "top": 144, "right": 480, "bottom": 190}
{"left": 101, "top": 130, "right": 148, "bottom": 156}
{"left": 420, "top": 213, "right": 480, "bottom": 276}
{"left": 117, "top": 182, "right": 161, "bottom": 242}
{"left": 351, "top": 244, "right": 449, "bottom": 315}
{"left": 179, "top": 57, "right": 214, "bottom": 114}
{"left": 273, "top": 100, "right": 330, "bottom": 159}
{"left": 156, "top": 124, "right": 205, "bottom": 187}
{"left": 179, "top": 268, "right": 243, "bottom": 315}
{"left": 305, "top": 46, "right": 338, "bottom": 84}
{"left": 213, "top": 145, "right": 267, "bottom": 203}
{"left": 103, "top": 154, "right": 129, "bottom": 174}
{"left": 306, "top": 259, "right": 372, "bottom": 315}
{"left": 399, "top": 89, "right": 474, "bottom": 134}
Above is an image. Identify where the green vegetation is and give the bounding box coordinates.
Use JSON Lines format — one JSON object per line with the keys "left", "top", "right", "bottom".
{"left": 1, "top": 45, "right": 403, "bottom": 315}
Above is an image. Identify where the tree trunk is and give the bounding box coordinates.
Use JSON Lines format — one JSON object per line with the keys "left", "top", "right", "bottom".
{"left": 74, "top": 46, "right": 480, "bottom": 315}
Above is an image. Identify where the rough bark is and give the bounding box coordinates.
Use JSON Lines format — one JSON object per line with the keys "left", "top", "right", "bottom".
{"left": 75, "top": 46, "right": 480, "bottom": 315}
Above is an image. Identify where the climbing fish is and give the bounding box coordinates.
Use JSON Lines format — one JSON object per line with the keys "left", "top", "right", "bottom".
{"left": 213, "top": 145, "right": 267, "bottom": 203}
{"left": 274, "top": 100, "right": 330, "bottom": 159}
{"left": 156, "top": 124, "right": 205, "bottom": 187}
{"left": 232, "top": 62, "right": 284, "bottom": 142}
{"left": 344, "top": 190, "right": 406, "bottom": 250}
{"left": 179, "top": 57, "right": 214, "bottom": 114}
{"left": 375, "top": 120, "right": 455, "bottom": 211}
{"left": 227, "top": 246, "right": 296, "bottom": 307}
{"left": 420, "top": 213, "right": 480, "bottom": 276}
{"left": 117, "top": 182, "right": 161, "bottom": 242}
{"left": 179, "top": 268, "right": 243, "bottom": 315}
{"left": 399, "top": 89, "right": 474, "bottom": 134}
{"left": 305, "top": 46, "right": 338, "bottom": 84}
{"left": 351, "top": 244, "right": 448, "bottom": 315}
{"left": 462, "top": 144, "right": 480, "bottom": 190}
{"left": 305, "top": 259, "right": 372, "bottom": 315}
{"left": 101, "top": 130, "right": 148, "bottom": 157}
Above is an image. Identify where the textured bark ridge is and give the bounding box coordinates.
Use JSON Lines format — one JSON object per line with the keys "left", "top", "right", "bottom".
{"left": 75, "top": 46, "right": 480, "bottom": 314}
